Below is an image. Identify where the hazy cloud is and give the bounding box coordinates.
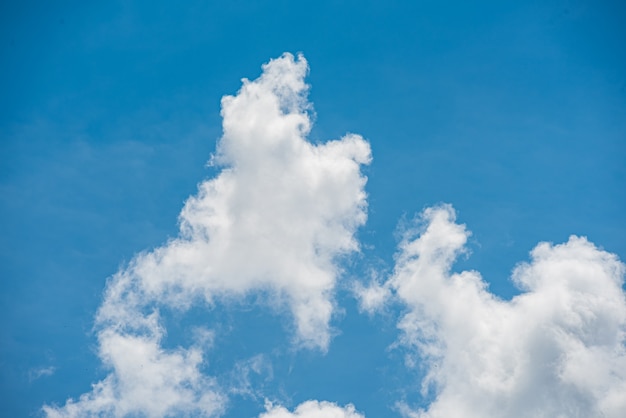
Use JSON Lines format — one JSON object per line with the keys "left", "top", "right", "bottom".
{"left": 228, "top": 354, "right": 274, "bottom": 399}
{"left": 28, "top": 366, "right": 56, "bottom": 382}
{"left": 354, "top": 279, "right": 391, "bottom": 314}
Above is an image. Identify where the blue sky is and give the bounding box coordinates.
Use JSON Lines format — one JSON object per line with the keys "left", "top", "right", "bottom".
{"left": 1, "top": 1, "right": 625, "bottom": 417}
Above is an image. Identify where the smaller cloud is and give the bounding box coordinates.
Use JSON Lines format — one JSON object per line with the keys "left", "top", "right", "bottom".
{"left": 353, "top": 279, "right": 390, "bottom": 315}
{"left": 192, "top": 326, "right": 216, "bottom": 348}
{"left": 260, "top": 400, "right": 365, "bottom": 418}
{"left": 28, "top": 366, "right": 56, "bottom": 382}
{"left": 384, "top": 204, "right": 626, "bottom": 418}
{"left": 394, "top": 401, "right": 421, "bottom": 418}
{"left": 228, "top": 354, "right": 274, "bottom": 399}
{"left": 43, "top": 329, "right": 225, "bottom": 418}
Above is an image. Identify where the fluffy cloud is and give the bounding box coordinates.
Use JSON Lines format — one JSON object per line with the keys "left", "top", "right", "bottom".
{"left": 43, "top": 51, "right": 625, "bottom": 418}
{"left": 43, "top": 330, "right": 223, "bottom": 418}
{"left": 261, "top": 401, "right": 364, "bottom": 418}
{"left": 388, "top": 205, "right": 626, "bottom": 418}
{"left": 97, "top": 52, "right": 371, "bottom": 350}
{"left": 44, "top": 53, "right": 371, "bottom": 417}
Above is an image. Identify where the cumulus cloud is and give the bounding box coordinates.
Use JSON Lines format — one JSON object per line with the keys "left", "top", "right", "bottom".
{"left": 44, "top": 53, "right": 371, "bottom": 417}
{"left": 388, "top": 205, "right": 626, "bottom": 418}
{"left": 261, "top": 400, "right": 364, "bottom": 418}
{"left": 44, "top": 330, "right": 223, "bottom": 418}
{"left": 44, "top": 51, "right": 625, "bottom": 418}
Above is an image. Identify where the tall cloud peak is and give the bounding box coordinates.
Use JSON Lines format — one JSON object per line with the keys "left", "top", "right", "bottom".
{"left": 44, "top": 52, "right": 371, "bottom": 417}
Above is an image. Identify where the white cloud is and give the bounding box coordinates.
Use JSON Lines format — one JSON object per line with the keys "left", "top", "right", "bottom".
{"left": 261, "top": 400, "right": 364, "bottom": 418}
{"left": 45, "top": 50, "right": 626, "bottom": 418}
{"left": 43, "top": 330, "right": 224, "bottom": 418}
{"left": 44, "top": 53, "right": 371, "bottom": 417}
{"left": 354, "top": 280, "right": 391, "bottom": 314}
{"left": 388, "top": 205, "right": 626, "bottom": 418}
{"left": 97, "top": 52, "right": 371, "bottom": 350}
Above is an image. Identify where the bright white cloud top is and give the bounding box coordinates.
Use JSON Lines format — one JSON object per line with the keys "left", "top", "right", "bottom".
{"left": 385, "top": 205, "right": 626, "bottom": 418}
{"left": 43, "top": 53, "right": 371, "bottom": 417}
{"left": 43, "top": 54, "right": 626, "bottom": 418}
{"left": 260, "top": 401, "right": 364, "bottom": 418}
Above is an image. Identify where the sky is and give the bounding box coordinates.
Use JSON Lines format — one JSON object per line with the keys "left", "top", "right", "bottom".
{"left": 1, "top": 1, "right": 625, "bottom": 417}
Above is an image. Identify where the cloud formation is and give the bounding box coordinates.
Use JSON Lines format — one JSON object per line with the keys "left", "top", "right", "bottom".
{"left": 387, "top": 205, "right": 626, "bottom": 418}
{"left": 43, "top": 52, "right": 626, "bottom": 418}
{"left": 44, "top": 53, "right": 371, "bottom": 417}
{"left": 261, "top": 401, "right": 364, "bottom": 418}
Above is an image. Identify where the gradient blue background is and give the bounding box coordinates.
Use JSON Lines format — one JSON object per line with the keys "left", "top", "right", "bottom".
{"left": 1, "top": 1, "right": 624, "bottom": 416}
